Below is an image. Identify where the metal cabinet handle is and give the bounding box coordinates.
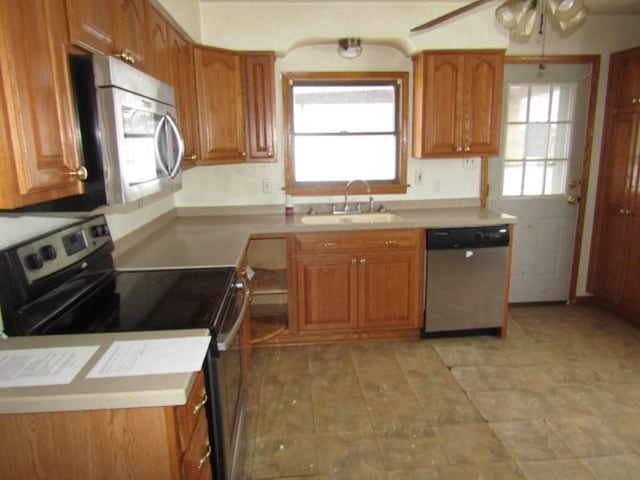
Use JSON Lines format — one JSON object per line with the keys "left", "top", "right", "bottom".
{"left": 456, "top": 146, "right": 463, "bottom": 152}
{"left": 198, "top": 441, "right": 212, "bottom": 469}
{"left": 67, "top": 166, "right": 88, "bottom": 182}
{"left": 267, "top": 151, "right": 273, "bottom": 157}
{"left": 464, "top": 146, "right": 470, "bottom": 152}
{"left": 115, "top": 51, "right": 135, "bottom": 64}
{"left": 192, "top": 391, "right": 207, "bottom": 415}
{"left": 184, "top": 154, "right": 198, "bottom": 161}
{"left": 322, "top": 242, "right": 336, "bottom": 248}
{"left": 351, "top": 258, "right": 357, "bottom": 264}
{"left": 359, "top": 258, "right": 366, "bottom": 264}
{"left": 383, "top": 240, "right": 398, "bottom": 246}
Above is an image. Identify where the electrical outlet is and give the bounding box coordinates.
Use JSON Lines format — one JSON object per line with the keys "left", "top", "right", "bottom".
{"left": 462, "top": 158, "right": 477, "bottom": 169}
{"left": 262, "top": 178, "right": 272, "bottom": 194}
{"left": 415, "top": 170, "right": 424, "bottom": 185}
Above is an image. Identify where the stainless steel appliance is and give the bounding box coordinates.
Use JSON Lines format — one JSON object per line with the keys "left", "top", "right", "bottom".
{"left": 0, "top": 216, "right": 248, "bottom": 479}
{"left": 423, "top": 225, "right": 510, "bottom": 336}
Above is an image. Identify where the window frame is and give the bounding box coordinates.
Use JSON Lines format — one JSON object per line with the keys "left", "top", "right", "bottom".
{"left": 282, "top": 71, "right": 409, "bottom": 196}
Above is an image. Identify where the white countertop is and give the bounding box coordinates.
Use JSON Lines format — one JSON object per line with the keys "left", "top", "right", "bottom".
{"left": 0, "top": 329, "right": 210, "bottom": 415}
{"left": 114, "top": 205, "right": 517, "bottom": 270}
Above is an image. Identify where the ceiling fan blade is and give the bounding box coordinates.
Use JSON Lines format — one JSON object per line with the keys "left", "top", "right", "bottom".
{"left": 411, "top": 0, "right": 494, "bottom": 33}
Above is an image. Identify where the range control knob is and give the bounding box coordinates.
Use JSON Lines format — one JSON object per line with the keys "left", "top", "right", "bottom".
{"left": 25, "top": 253, "right": 44, "bottom": 270}
{"left": 40, "top": 245, "right": 57, "bottom": 261}
{"left": 91, "top": 224, "right": 110, "bottom": 237}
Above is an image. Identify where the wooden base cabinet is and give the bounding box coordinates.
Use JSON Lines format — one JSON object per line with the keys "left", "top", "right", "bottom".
{"left": 589, "top": 46, "right": 640, "bottom": 322}
{"left": 0, "top": 372, "right": 213, "bottom": 480}
{"left": 289, "top": 229, "right": 425, "bottom": 334}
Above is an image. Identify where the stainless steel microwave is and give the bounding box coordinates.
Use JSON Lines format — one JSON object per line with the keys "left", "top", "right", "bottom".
{"left": 21, "top": 54, "right": 184, "bottom": 212}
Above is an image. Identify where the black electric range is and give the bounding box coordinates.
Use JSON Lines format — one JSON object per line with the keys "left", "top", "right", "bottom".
{"left": 0, "top": 215, "right": 249, "bottom": 480}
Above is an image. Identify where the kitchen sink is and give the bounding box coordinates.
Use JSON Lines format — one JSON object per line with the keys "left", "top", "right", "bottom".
{"left": 299, "top": 213, "right": 405, "bottom": 225}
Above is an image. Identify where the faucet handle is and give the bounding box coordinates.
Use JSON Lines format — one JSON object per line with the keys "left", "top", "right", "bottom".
{"left": 377, "top": 204, "right": 386, "bottom": 213}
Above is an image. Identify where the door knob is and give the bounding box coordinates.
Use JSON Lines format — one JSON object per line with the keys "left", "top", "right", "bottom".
{"left": 567, "top": 195, "right": 580, "bottom": 205}
{"left": 67, "top": 166, "right": 88, "bottom": 181}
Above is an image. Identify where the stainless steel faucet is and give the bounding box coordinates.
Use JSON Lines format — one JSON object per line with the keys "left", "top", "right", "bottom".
{"left": 340, "top": 179, "right": 374, "bottom": 213}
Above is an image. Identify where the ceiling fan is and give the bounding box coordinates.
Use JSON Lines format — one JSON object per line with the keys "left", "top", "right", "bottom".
{"left": 411, "top": 0, "right": 589, "bottom": 37}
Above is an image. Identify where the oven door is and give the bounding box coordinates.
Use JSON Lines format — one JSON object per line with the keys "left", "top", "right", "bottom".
{"left": 210, "top": 277, "right": 250, "bottom": 480}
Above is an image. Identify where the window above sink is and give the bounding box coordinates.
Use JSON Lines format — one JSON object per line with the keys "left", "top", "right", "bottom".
{"left": 282, "top": 71, "right": 409, "bottom": 197}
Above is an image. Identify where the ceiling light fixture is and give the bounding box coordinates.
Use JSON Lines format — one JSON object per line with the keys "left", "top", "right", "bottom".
{"left": 495, "top": 0, "right": 588, "bottom": 39}
{"left": 337, "top": 38, "right": 362, "bottom": 59}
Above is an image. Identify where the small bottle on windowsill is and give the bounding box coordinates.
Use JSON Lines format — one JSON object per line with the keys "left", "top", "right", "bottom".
{"left": 285, "top": 194, "right": 294, "bottom": 216}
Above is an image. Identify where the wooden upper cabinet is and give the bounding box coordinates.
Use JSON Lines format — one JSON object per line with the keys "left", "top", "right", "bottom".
{"left": 194, "top": 46, "right": 247, "bottom": 164}
{"left": 65, "top": 0, "right": 147, "bottom": 69}
{"left": 0, "top": 0, "right": 85, "bottom": 209}
{"left": 168, "top": 27, "right": 200, "bottom": 167}
{"left": 146, "top": 4, "right": 171, "bottom": 84}
{"left": 243, "top": 53, "right": 276, "bottom": 161}
{"left": 412, "top": 50, "right": 504, "bottom": 158}
{"left": 609, "top": 47, "right": 640, "bottom": 109}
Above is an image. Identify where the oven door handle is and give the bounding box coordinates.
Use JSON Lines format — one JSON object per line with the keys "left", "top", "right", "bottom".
{"left": 216, "top": 278, "right": 249, "bottom": 352}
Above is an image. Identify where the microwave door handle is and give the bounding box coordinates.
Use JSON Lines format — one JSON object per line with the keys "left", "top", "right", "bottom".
{"left": 154, "top": 115, "right": 169, "bottom": 174}
{"left": 164, "top": 114, "right": 184, "bottom": 178}
{"left": 216, "top": 279, "right": 250, "bottom": 352}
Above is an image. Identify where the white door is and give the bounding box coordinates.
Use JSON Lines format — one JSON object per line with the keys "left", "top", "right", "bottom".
{"left": 488, "top": 63, "right": 592, "bottom": 303}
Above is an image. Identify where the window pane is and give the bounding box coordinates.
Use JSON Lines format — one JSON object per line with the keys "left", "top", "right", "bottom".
{"left": 544, "top": 160, "right": 567, "bottom": 195}
{"left": 550, "top": 84, "right": 575, "bottom": 122}
{"left": 503, "top": 161, "right": 523, "bottom": 196}
{"left": 505, "top": 124, "right": 526, "bottom": 159}
{"left": 548, "top": 123, "right": 571, "bottom": 158}
{"left": 525, "top": 124, "right": 550, "bottom": 159}
{"left": 523, "top": 161, "right": 545, "bottom": 195}
{"left": 529, "top": 85, "right": 551, "bottom": 122}
{"left": 293, "top": 85, "right": 396, "bottom": 133}
{"left": 507, "top": 85, "right": 529, "bottom": 122}
{"left": 294, "top": 135, "right": 396, "bottom": 182}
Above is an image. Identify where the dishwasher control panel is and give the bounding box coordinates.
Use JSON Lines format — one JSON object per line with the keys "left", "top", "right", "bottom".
{"left": 427, "top": 225, "right": 510, "bottom": 250}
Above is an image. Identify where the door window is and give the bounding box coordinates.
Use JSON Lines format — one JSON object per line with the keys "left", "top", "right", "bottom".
{"left": 502, "top": 83, "right": 577, "bottom": 196}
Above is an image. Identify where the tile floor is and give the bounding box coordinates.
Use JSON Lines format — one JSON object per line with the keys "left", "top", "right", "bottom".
{"left": 242, "top": 304, "right": 640, "bottom": 479}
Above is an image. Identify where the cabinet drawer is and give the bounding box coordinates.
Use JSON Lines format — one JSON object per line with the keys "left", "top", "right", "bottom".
{"left": 176, "top": 371, "right": 208, "bottom": 452}
{"left": 182, "top": 412, "right": 212, "bottom": 480}
{"left": 294, "top": 229, "right": 420, "bottom": 253}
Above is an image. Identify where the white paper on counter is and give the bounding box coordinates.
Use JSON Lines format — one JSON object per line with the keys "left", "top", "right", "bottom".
{"left": 0, "top": 346, "right": 99, "bottom": 388}
{"left": 86, "top": 337, "right": 211, "bottom": 378}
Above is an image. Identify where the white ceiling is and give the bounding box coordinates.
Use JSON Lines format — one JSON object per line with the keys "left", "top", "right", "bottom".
{"left": 198, "top": 0, "right": 640, "bottom": 15}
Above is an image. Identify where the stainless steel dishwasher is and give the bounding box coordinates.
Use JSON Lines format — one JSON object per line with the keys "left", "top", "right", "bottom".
{"left": 423, "top": 225, "right": 510, "bottom": 337}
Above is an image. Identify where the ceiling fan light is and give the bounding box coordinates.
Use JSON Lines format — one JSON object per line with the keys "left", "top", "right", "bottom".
{"left": 511, "top": 7, "right": 537, "bottom": 38}
{"left": 337, "top": 38, "right": 362, "bottom": 59}
{"left": 548, "top": 0, "right": 586, "bottom": 21}
{"left": 556, "top": 7, "right": 588, "bottom": 30}
{"left": 496, "top": 0, "right": 536, "bottom": 30}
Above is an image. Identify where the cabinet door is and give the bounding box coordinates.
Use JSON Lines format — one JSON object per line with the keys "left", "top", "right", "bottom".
{"left": 243, "top": 53, "right": 276, "bottom": 161}
{"left": 169, "top": 29, "right": 199, "bottom": 167}
{"left": 65, "top": 0, "right": 115, "bottom": 55}
{"left": 294, "top": 254, "right": 358, "bottom": 332}
{"left": 463, "top": 51, "right": 503, "bottom": 155}
{"left": 609, "top": 47, "right": 640, "bottom": 109}
{"left": 590, "top": 112, "right": 638, "bottom": 304}
{"left": 194, "top": 47, "right": 247, "bottom": 163}
{"left": 114, "top": 0, "right": 147, "bottom": 68}
{"left": 414, "top": 53, "right": 463, "bottom": 156}
{"left": 0, "top": 0, "right": 85, "bottom": 209}
{"left": 357, "top": 251, "right": 422, "bottom": 329}
{"left": 146, "top": 5, "right": 171, "bottom": 84}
